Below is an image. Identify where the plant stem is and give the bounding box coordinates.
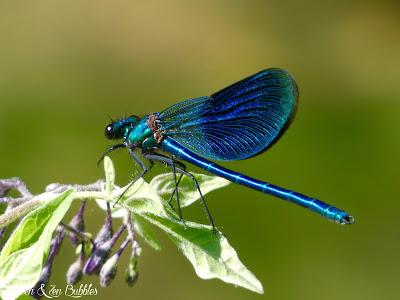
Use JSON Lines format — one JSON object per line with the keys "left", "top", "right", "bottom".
{"left": 59, "top": 222, "right": 94, "bottom": 247}
{"left": 0, "top": 197, "right": 43, "bottom": 229}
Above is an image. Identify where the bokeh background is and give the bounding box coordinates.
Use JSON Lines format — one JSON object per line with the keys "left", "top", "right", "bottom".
{"left": 1, "top": 1, "right": 399, "bottom": 299}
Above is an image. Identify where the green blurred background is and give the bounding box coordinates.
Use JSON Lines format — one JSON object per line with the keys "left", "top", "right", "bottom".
{"left": 1, "top": 1, "right": 399, "bottom": 299}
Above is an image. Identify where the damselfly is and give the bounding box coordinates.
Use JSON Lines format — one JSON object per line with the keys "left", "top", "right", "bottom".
{"left": 100, "top": 68, "right": 354, "bottom": 231}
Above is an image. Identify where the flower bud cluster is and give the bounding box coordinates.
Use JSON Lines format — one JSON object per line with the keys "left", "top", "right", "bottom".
{"left": 0, "top": 179, "right": 143, "bottom": 295}
{"left": 64, "top": 201, "right": 140, "bottom": 289}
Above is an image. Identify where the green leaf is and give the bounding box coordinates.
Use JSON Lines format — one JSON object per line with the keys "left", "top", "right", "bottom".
{"left": 0, "top": 189, "right": 75, "bottom": 300}
{"left": 133, "top": 214, "right": 161, "bottom": 251}
{"left": 119, "top": 180, "right": 168, "bottom": 218}
{"left": 150, "top": 172, "right": 230, "bottom": 207}
{"left": 97, "top": 157, "right": 162, "bottom": 251}
{"left": 99, "top": 157, "right": 261, "bottom": 293}
{"left": 144, "top": 214, "right": 263, "bottom": 294}
{"left": 16, "top": 295, "right": 32, "bottom": 300}
{"left": 95, "top": 198, "right": 125, "bottom": 218}
{"left": 121, "top": 184, "right": 263, "bottom": 294}
{"left": 96, "top": 178, "right": 161, "bottom": 217}
{"left": 96, "top": 156, "right": 150, "bottom": 218}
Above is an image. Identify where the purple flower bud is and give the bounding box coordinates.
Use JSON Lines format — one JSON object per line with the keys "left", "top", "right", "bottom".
{"left": 83, "top": 224, "right": 126, "bottom": 275}
{"left": 99, "top": 237, "right": 130, "bottom": 287}
{"left": 0, "top": 227, "right": 5, "bottom": 241}
{"left": 66, "top": 247, "right": 85, "bottom": 285}
{"left": 99, "top": 254, "right": 118, "bottom": 287}
{"left": 51, "top": 226, "right": 66, "bottom": 256}
{"left": 94, "top": 202, "right": 113, "bottom": 247}
{"left": 31, "top": 227, "right": 65, "bottom": 298}
{"left": 31, "top": 264, "right": 52, "bottom": 299}
{"left": 69, "top": 201, "right": 86, "bottom": 246}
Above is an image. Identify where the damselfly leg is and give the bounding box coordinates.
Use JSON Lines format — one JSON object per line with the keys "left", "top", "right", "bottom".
{"left": 171, "top": 162, "right": 183, "bottom": 221}
{"left": 142, "top": 153, "right": 183, "bottom": 219}
{"left": 168, "top": 173, "right": 183, "bottom": 210}
{"left": 114, "top": 149, "right": 153, "bottom": 207}
{"left": 97, "top": 144, "right": 126, "bottom": 166}
{"left": 98, "top": 145, "right": 155, "bottom": 206}
{"left": 176, "top": 167, "right": 216, "bottom": 234}
{"left": 142, "top": 152, "right": 216, "bottom": 233}
{"left": 143, "top": 153, "right": 185, "bottom": 216}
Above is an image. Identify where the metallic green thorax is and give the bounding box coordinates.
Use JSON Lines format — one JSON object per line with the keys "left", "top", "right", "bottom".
{"left": 123, "top": 117, "right": 156, "bottom": 149}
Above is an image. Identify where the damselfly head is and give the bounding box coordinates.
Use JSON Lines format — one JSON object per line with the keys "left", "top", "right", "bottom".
{"left": 104, "top": 115, "right": 140, "bottom": 140}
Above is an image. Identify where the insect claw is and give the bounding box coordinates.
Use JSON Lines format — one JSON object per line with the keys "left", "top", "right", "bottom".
{"left": 340, "top": 215, "right": 355, "bottom": 225}
{"left": 98, "top": 144, "right": 126, "bottom": 167}
{"left": 97, "top": 155, "right": 106, "bottom": 167}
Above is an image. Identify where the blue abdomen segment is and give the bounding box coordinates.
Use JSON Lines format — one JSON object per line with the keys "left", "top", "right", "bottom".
{"left": 161, "top": 137, "right": 354, "bottom": 225}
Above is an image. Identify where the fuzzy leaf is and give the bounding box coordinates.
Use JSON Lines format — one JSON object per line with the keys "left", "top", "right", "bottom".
{"left": 96, "top": 156, "right": 148, "bottom": 218}
{"left": 144, "top": 214, "right": 263, "bottom": 294}
{"left": 150, "top": 173, "right": 230, "bottom": 207}
{"left": 99, "top": 157, "right": 261, "bottom": 293}
{"left": 0, "top": 189, "right": 75, "bottom": 300}
{"left": 133, "top": 214, "right": 161, "bottom": 251}
{"left": 121, "top": 183, "right": 263, "bottom": 294}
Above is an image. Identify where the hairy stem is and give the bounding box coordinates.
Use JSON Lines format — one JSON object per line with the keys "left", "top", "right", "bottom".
{"left": 0, "top": 197, "right": 43, "bottom": 229}
{"left": 0, "top": 178, "right": 114, "bottom": 230}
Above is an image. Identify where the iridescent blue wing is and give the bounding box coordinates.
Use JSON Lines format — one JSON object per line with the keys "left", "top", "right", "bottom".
{"left": 157, "top": 68, "right": 298, "bottom": 161}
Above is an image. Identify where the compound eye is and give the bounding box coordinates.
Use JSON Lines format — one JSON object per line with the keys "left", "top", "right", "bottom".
{"left": 104, "top": 124, "right": 114, "bottom": 139}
